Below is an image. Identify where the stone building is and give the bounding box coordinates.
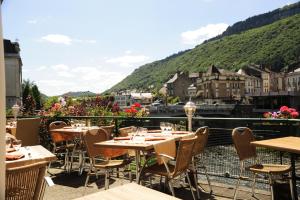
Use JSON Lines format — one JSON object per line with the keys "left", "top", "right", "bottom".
{"left": 4, "top": 39, "right": 22, "bottom": 108}
{"left": 166, "top": 71, "right": 193, "bottom": 101}
{"left": 196, "top": 65, "right": 245, "bottom": 104}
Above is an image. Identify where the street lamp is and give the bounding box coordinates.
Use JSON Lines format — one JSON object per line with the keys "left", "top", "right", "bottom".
{"left": 12, "top": 103, "right": 20, "bottom": 122}
{"left": 184, "top": 84, "right": 197, "bottom": 132}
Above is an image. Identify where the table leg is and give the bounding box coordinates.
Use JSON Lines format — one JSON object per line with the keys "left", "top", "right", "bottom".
{"left": 135, "top": 150, "right": 141, "bottom": 183}
{"left": 291, "top": 153, "right": 298, "bottom": 198}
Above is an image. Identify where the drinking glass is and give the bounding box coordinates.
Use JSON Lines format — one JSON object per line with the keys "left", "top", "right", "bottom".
{"left": 12, "top": 140, "right": 22, "bottom": 151}
{"left": 6, "top": 136, "right": 11, "bottom": 150}
{"left": 160, "top": 122, "right": 166, "bottom": 131}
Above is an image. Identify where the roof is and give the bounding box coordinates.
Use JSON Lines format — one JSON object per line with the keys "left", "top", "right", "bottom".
{"left": 166, "top": 73, "right": 178, "bottom": 83}
{"left": 189, "top": 72, "right": 199, "bottom": 78}
{"left": 131, "top": 92, "right": 153, "bottom": 99}
{"left": 3, "top": 39, "right": 20, "bottom": 54}
{"left": 206, "top": 65, "right": 220, "bottom": 74}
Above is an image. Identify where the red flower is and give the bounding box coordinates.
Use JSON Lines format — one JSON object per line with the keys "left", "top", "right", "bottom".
{"left": 125, "top": 108, "right": 131, "bottom": 113}
{"left": 263, "top": 112, "right": 272, "bottom": 118}
{"left": 280, "top": 106, "right": 289, "bottom": 113}
{"left": 133, "top": 102, "right": 141, "bottom": 108}
{"left": 291, "top": 112, "right": 299, "bottom": 118}
{"left": 289, "top": 108, "right": 296, "bottom": 113}
{"left": 130, "top": 108, "right": 138, "bottom": 113}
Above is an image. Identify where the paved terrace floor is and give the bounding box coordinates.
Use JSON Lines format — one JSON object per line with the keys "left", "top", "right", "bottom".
{"left": 44, "top": 166, "right": 272, "bottom": 200}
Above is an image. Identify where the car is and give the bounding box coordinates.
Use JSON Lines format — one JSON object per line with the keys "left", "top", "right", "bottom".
{"left": 151, "top": 102, "right": 163, "bottom": 106}
{"left": 174, "top": 102, "right": 185, "bottom": 105}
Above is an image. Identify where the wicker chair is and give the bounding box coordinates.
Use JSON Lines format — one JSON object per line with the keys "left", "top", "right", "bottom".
{"left": 190, "top": 126, "right": 212, "bottom": 199}
{"left": 232, "top": 127, "right": 294, "bottom": 200}
{"left": 138, "top": 137, "right": 197, "bottom": 200}
{"left": 6, "top": 161, "right": 48, "bottom": 200}
{"left": 100, "top": 125, "right": 115, "bottom": 139}
{"left": 118, "top": 126, "right": 137, "bottom": 137}
{"left": 83, "top": 128, "right": 132, "bottom": 189}
{"left": 48, "top": 121, "right": 75, "bottom": 172}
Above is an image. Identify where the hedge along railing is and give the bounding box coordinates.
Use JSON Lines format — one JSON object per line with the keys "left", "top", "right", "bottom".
{"left": 7, "top": 115, "right": 300, "bottom": 189}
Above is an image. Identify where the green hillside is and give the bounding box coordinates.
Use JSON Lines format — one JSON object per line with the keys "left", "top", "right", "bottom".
{"left": 108, "top": 13, "right": 300, "bottom": 92}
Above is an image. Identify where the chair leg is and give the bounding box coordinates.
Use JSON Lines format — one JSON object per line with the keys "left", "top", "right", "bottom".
{"left": 105, "top": 170, "right": 110, "bottom": 190}
{"left": 84, "top": 168, "right": 92, "bottom": 187}
{"left": 167, "top": 178, "right": 175, "bottom": 197}
{"left": 186, "top": 172, "right": 196, "bottom": 200}
{"left": 269, "top": 175, "right": 274, "bottom": 200}
{"left": 204, "top": 166, "right": 212, "bottom": 194}
{"left": 251, "top": 173, "right": 256, "bottom": 197}
{"left": 289, "top": 172, "right": 295, "bottom": 200}
{"left": 192, "top": 159, "right": 200, "bottom": 199}
{"left": 233, "top": 167, "right": 243, "bottom": 200}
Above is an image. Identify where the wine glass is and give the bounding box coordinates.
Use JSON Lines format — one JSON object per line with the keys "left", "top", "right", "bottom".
{"left": 160, "top": 122, "right": 166, "bottom": 132}
{"left": 6, "top": 136, "right": 11, "bottom": 150}
{"left": 12, "top": 140, "right": 22, "bottom": 151}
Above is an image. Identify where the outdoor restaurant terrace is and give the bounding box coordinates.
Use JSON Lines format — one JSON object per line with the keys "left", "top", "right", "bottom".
{"left": 4, "top": 115, "right": 300, "bottom": 200}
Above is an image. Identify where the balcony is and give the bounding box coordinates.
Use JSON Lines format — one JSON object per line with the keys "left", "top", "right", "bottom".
{"left": 7, "top": 116, "right": 300, "bottom": 199}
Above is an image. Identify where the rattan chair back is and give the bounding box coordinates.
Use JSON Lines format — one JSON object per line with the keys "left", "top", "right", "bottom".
{"left": 232, "top": 127, "right": 257, "bottom": 161}
{"left": 100, "top": 125, "right": 115, "bottom": 140}
{"left": 119, "top": 126, "right": 135, "bottom": 137}
{"left": 193, "top": 126, "right": 209, "bottom": 156}
{"left": 6, "top": 161, "right": 48, "bottom": 200}
{"left": 84, "top": 128, "right": 108, "bottom": 158}
{"left": 49, "top": 121, "right": 73, "bottom": 143}
{"left": 173, "top": 137, "right": 197, "bottom": 177}
{"left": 49, "top": 121, "right": 67, "bottom": 130}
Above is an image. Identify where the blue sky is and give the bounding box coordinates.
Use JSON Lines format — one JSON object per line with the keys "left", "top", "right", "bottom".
{"left": 2, "top": 0, "right": 298, "bottom": 96}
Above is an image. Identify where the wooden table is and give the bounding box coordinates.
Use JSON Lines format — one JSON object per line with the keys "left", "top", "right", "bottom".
{"left": 6, "top": 145, "right": 56, "bottom": 168}
{"left": 95, "top": 131, "right": 195, "bottom": 182}
{"left": 251, "top": 136, "right": 300, "bottom": 198}
{"left": 50, "top": 126, "right": 101, "bottom": 174}
{"left": 73, "top": 183, "right": 180, "bottom": 200}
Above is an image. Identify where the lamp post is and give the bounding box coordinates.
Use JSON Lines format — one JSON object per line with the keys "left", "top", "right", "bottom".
{"left": 184, "top": 84, "right": 197, "bottom": 132}
{"left": 12, "top": 103, "right": 20, "bottom": 122}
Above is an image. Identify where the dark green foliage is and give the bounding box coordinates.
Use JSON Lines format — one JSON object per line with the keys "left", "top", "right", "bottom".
{"left": 208, "top": 1, "right": 300, "bottom": 42}
{"left": 32, "top": 85, "right": 42, "bottom": 110}
{"left": 108, "top": 14, "right": 300, "bottom": 92}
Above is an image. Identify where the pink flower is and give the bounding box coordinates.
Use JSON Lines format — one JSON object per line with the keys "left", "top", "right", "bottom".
{"left": 291, "top": 112, "right": 299, "bottom": 118}
{"left": 280, "top": 106, "right": 289, "bottom": 113}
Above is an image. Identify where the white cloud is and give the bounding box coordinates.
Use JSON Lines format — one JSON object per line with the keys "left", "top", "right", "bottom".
{"left": 73, "top": 39, "right": 97, "bottom": 44}
{"left": 106, "top": 55, "right": 150, "bottom": 67}
{"left": 51, "top": 64, "right": 69, "bottom": 71}
{"left": 36, "top": 65, "right": 47, "bottom": 71}
{"left": 40, "top": 34, "right": 97, "bottom": 45}
{"left": 181, "top": 23, "right": 228, "bottom": 45}
{"left": 41, "top": 34, "right": 72, "bottom": 45}
{"left": 27, "top": 19, "right": 38, "bottom": 24}
{"left": 57, "top": 71, "right": 75, "bottom": 78}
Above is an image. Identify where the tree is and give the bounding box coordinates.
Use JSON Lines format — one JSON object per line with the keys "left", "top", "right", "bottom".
{"left": 22, "top": 81, "right": 31, "bottom": 108}
{"left": 32, "top": 85, "right": 42, "bottom": 110}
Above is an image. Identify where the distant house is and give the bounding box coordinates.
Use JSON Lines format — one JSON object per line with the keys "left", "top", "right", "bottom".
{"left": 114, "top": 92, "right": 131, "bottom": 107}
{"left": 131, "top": 92, "right": 153, "bottom": 105}
{"left": 166, "top": 71, "right": 193, "bottom": 101}
{"left": 196, "top": 65, "right": 245, "bottom": 104}
{"left": 286, "top": 68, "right": 300, "bottom": 93}
{"left": 4, "top": 39, "right": 22, "bottom": 108}
{"left": 114, "top": 92, "right": 153, "bottom": 108}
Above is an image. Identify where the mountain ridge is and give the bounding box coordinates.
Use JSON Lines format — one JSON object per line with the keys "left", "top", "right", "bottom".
{"left": 107, "top": 2, "right": 300, "bottom": 93}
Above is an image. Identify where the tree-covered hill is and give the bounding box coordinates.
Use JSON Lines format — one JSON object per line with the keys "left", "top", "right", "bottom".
{"left": 207, "top": 1, "right": 300, "bottom": 42}
{"left": 108, "top": 13, "right": 300, "bottom": 92}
